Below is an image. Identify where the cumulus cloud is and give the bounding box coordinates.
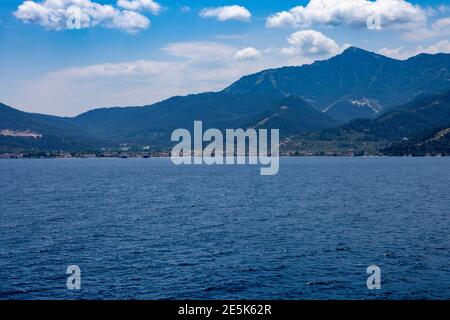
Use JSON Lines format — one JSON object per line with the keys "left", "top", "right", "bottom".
{"left": 14, "top": 0, "right": 156, "bottom": 32}
{"left": 200, "top": 5, "right": 251, "bottom": 22}
{"left": 234, "top": 47, "right": 262, "bottom": 61}
{"left": 266, "top": 0, "right": 426, "bottom": 30}
{"left": 116, "top": 0, "right": 161, "bottom": 14}
{"left": 378, "top": 40, "right": 450, "bottom": 60}
{"left": 109, "top": 10, "right": 150, "bottom": 31}
{"left": 280, "top": 29, "right": 342, "bottom": 57}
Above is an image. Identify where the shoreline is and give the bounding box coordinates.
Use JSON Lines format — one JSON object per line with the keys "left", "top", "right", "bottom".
{"left": 0, "top": 154, "right": 448, "bottom": 159}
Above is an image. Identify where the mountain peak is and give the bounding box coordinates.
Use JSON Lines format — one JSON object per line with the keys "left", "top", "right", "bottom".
{"left": 329, "top": 46, "right": 395, "bottom": 64}
{"left": 339, "top": 46, "right": 385, "bottom": 59}
{"left": 342, "top": 46, "right": 370, "bottom": 54}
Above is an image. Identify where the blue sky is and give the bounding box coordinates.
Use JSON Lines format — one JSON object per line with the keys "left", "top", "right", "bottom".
{"left": 1, "top": 0, "right": 449, "bottom": 116}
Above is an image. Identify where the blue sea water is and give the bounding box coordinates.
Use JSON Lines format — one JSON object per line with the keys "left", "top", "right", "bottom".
{"left": 0, "top": 157, "right": 449, "bottom": 300}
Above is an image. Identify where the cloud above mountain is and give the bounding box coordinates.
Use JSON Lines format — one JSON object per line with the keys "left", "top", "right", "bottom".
{"left": 379, "top": 40, "right": 450, "bottom": 60}
{"left": 280, "top": 30, "right": 342, "bottom": 57}
{"left": 234, "top": 47, "right": 262, "bottom": 61}
{"left": 199, "top": 5, "right": 251, "bottom": 22}
{"left": 266, "top": 0, "right": 426, "bottom": 30}
{"left": 14, "top": 0, "right": 160, "bottom": 32}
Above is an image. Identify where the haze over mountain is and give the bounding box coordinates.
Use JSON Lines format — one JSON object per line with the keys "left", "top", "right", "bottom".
{"left": 1, "top": 47, "right": 450, "bottom": 154}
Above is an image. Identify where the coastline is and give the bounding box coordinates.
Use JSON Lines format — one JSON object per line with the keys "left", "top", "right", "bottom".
{"left": 1, "top": 153, "right": 448, "bottom": 159}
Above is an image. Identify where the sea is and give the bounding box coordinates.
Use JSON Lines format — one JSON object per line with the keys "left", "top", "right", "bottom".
{"left": 0, "top": 157, "right": 449, "bottom": 299}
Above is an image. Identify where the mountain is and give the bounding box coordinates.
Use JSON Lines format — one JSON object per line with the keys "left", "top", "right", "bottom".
{"left": 225, "top": 47, "right": 450, "bottom": 122}
{"left": 0, "top": 103, "right": 107, "bottom": 152}
{"left": 279, "top": 90, "right": 450, "bottom": 156}
{"left": 73, "top": 92, "right": 283, "bottom": 147}
{"left": 247, "top": 96, "right": 336, "bottom": 135}
{"left": 318, "top": 89, "right": 450, "bottom": 142}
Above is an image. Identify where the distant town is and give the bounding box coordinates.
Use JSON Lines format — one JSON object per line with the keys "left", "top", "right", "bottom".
{"left": 2, "top": 150, "right": 445, "bottom": 159}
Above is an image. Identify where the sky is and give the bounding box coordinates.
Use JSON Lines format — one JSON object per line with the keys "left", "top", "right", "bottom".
{"left": 0, "top": 0, "right": 450, "bottom": 116}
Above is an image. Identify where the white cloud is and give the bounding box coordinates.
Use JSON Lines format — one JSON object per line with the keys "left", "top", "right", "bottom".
{"left": 200, "top": 5, "right": 251, "bottom": 22}
{"left": 14, "top": 0, "right": 154, "bottom": 32}
{"left": 234, "top": 47, "right": 262, "bottom": 61}
{"left": 162, "top": 41, "right": 237, "bottom": 64}
{"left": 50, "top": 60, "right": 173, "bottom": 78}
{"left": 109, "top": 10, "right": 150, "bottom": 31}
{"left": 378, "top": 40, "right": 450, "bottom": 60}
{"left": 280, "top": 29, "right": 342, "bottom": 57}
{"left": 424, "top": 40, "right": 450, "bottom": 54}
{"left": 403, "top": 16, "right": 450, "bottom": 41}
{"left": 266, "top": 0, "right": 426, "bottom": 30}
{"left": 378, "top": 47, "right": 410, "bottom": 60}
{"left": 117, "top": 0, "right": 161, "bottom": 14}
{"left": 432, "top": 17, "right": 450, "bottom": 30}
